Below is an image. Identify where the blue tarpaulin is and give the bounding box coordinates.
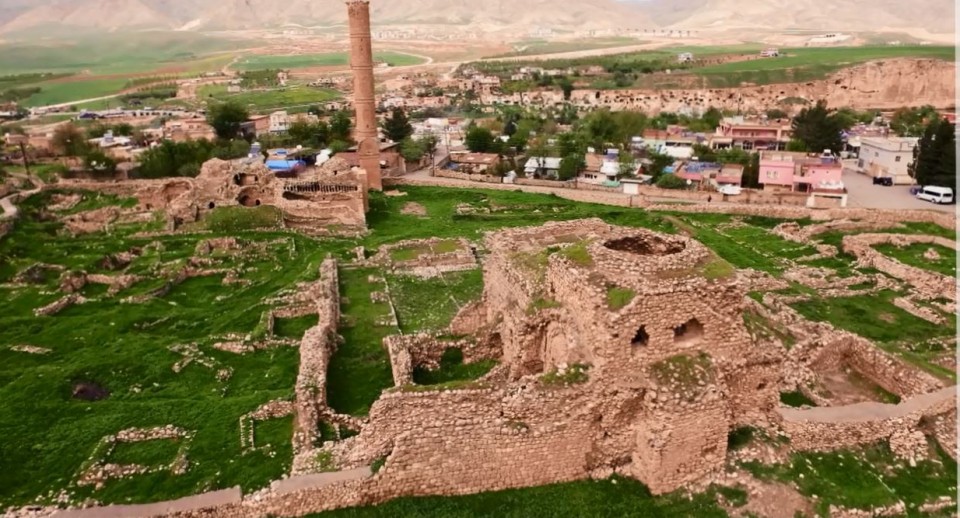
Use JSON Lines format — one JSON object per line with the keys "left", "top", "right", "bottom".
{"left": 266, "top": 159, "right": 304, "bottom": 172}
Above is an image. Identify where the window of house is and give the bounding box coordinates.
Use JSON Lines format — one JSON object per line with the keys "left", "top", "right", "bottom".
{"left": 895, "top": 156, "right": 901, "bottom": 162}
{"left": 765, "top": 171, "right": 777, "bottom": 179}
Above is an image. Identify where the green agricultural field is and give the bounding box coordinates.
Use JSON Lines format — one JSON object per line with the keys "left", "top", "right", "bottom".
{"left": 0, "top": 33, "right": 245, "bottom": 75}
{"left": 198, "top": 84, "right": 341, "bottom": 113}
{"left": 20, "top": 78, "right": 130, "bottom": 108}
{"left": 693, "top": 45, "right": 956, "bottom": 87}
{"left": 234, "top": 52, "right": 425, "bottom": 71}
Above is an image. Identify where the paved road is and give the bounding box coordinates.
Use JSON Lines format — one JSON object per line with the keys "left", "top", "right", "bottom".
{"left": 842, "top": 168, "right": 954, "bottom": 213}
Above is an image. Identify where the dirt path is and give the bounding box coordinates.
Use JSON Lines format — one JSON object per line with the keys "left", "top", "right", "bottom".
{"left": 0, "top": 172, "right": 44, "bottom": 221}
{"left": 779, "top": 386, "right": 955, "bottom": 424}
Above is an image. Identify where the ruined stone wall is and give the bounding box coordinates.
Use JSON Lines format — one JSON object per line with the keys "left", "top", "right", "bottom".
{"left": 292, "top": 258, "right": 341, "bottom": 469}
{"left": 842, "top": 233, "right": 957, "bottom": 301}
{"left": 780, "top": 387, "right": 955, "bottom": 452}
{"left": 632, "top": 402, "right": 728, "bottom": 494}
{"left": 384, "top": 334, "right": 500, "bottom": 386}
{"left": 342, "top": 387, "right": 595, "bottom": 490}
{"left": 805, "top": 333, "right": 945, "bottom": 398}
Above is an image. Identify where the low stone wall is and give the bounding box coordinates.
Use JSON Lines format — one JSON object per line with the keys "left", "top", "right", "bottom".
{"left": 514, "top": 177, "right": 575, "bottom": 189}
{"left": 433, "top": 170, "right": 503, "bottom": 184}
{"left": 780, "top": 386, "right": 955, "bottom": 452}
{"left": 842, "top": 233, "right": 957, "bottom": 301}
{"left": 292, "top": 258, "right": 341, "bottom": 473}
{"left": 34, "top": 293, "right": 84, "bottom": 316}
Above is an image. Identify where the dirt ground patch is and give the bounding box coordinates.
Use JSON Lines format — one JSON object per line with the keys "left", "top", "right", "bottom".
{"left": 739, "top": 479, "right": 812, "bottom": 518}
{"left": 400, "top": 202, "right": 427, "bottom": 216}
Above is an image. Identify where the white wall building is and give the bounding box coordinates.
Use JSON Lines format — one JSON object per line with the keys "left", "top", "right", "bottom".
{"left": 856, "top": 137, "right": 919, "bottom": 185}
{"left": 269, "top": 111, "right": 290, "bottom": 134}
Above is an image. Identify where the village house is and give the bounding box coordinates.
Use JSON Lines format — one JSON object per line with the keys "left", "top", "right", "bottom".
{"left": 337, "top": 141, "right": 406, "bottom": 176}
{"left": 523, "top": 156, "right": 563, "bottom": 178}
{"left": 711, "top": 116, "right": 792, "bottom": 151}
{"left": 855, "top": 136, "right": 919, "bottom": 185}
{"left": 578, "top": 150, "right": 638, "bottom": 185}
{"left": 164, "top": 118, "right": 216, "bottom": 142}
{"left": 758, "top": 151, "right": 843, "bottom": 192}
{"left": 641, "top": 128, "right": 700, "bottom": 159}
{"left": 269, "top": 111, "right": 291, "bottom": 134}
{"left": 447, "top": 152, "right": 501, "bottom": 174}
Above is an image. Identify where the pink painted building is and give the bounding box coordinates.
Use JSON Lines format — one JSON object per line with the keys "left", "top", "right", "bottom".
{"left": 759, "top": 151, "right": 843, "bottom": 192}
{"left": 712, "top": 117, "right": 792, "bottom": 151}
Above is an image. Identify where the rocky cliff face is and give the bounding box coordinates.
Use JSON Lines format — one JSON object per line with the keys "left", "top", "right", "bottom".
{"left": 555, "top": 59, "right": 957, "bottom": 115}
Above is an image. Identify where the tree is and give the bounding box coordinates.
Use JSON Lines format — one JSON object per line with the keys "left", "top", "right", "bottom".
{"left": 765, "top": 109, "right": 789, "bottom": 120}
{"left": 656, "top": 174, "right": 687, "bottom": 189}
{"left": 206, "top": 101, "right": 249, "bottom": 140}
{"left": 911, "top": 117, "right": 955, "bottom": 187}
{"left": 557, "top": 132, "right": 584, "bottom": 157}
{"left": 558, "top": 78, "right": 574, "bottom": 101}
{"left": 52, "top": 124, "right": 90, "bottom": 156}
{"left": 83, "top": 150, "right": 116, "bottom": 175}
{"left": 786, "top": 139, "right": 808, "bottom": 152}
{"left": 618, "top": 152, "right": 637, "bottom": 178}
{"left": 329, "top": 110, "right": 353, "bottom": 143}
{"left": 420, "top": 132, "right": 440, "bottom": 170}
{"left": 791, "top": 100, "right": 844, "bottom": 154}
{"left": 645, "top": 151, "right": 673, "bottom": 181}
{"left": 701, "top": 106, "right": 723, "bottom": 130}
{"left": 288, "top": 120, "right": 329, "bottom": 148}
{"left": 742, "top": 153, "right": 761, "bottom": 189}
{"left": 890, "top": 105, "right": 939, "bottom": 137}
{"left": 382, "top": 108, "right": 413, "bottom": 143}
{"left": 465, "top": 126, "right": 495, "bottom": 153}
{"left": 399, "top": 137, "right": 425, "bottom": 162}
{"left": 558, "top": 153, "right": 585, "bottom": 181}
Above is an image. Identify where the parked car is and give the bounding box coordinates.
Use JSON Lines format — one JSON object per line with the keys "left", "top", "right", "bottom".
{"left": 872, "top": 176, "right": 893, "bottom": 186}
{"left": 916, "top": 186, "right": 954, "bottom": 204}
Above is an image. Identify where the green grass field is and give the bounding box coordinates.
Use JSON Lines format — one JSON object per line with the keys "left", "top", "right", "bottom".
{"left": 197, "top": 84, "right": 341, "bottom": 113}
{"left": 234, "top": 52, "right": 425, "bottom": 71}
{"left": 694, "top": 45, "right": 956, "bottom": 87}
{"left": 2, "top": 184, "right": 955, "bottom": 513}
{"left": 873, "top": 242, "right": 956, "bottom": 277}
{"left": 19, "top": 78, "right": 130, "bottom": 107}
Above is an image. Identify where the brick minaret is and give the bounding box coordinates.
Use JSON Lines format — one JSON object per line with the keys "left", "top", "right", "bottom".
{"left": 347, "top": 0, "right": 382, "bottom": 191}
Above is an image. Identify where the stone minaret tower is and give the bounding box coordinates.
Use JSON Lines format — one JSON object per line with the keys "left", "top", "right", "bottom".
{"left": 347, "top": 0, "right": 382, "bottom": 191}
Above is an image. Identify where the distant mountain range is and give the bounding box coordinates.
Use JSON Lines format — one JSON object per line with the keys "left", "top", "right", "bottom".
{"left": 0, "top": 0, "right": 953, "bottom": 36}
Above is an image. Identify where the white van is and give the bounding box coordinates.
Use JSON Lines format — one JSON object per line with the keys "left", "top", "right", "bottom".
{"left": 916, "top": 186, "right": 954, "bottom": 204}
